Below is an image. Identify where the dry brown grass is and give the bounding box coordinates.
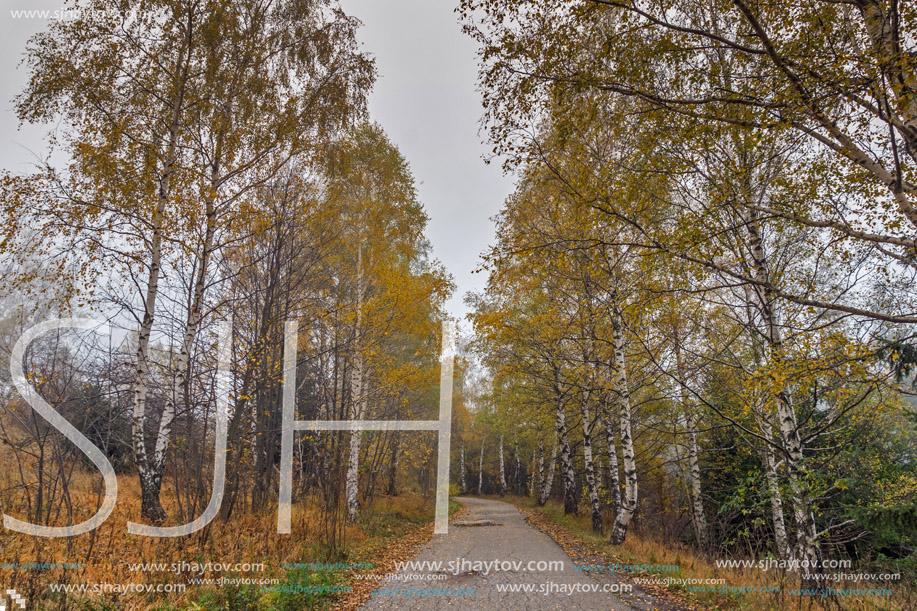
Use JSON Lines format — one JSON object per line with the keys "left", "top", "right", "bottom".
{"left": 503, "top": 495, "right": 909, "bottom": 611}
{"left": 0, "top": 461, "right": 436, "bottom": 610}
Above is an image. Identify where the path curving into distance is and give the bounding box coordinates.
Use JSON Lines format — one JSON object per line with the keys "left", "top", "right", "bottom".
{"left": 360, "top": 497, "right": 674, "bottom": 611}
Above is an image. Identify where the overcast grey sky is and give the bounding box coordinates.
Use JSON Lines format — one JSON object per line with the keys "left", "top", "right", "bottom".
{"left": 0, "top": 0, "right": 513, "bottom": 319}
{"left": 339, "top": 0, "right": 514, "bottom": 318}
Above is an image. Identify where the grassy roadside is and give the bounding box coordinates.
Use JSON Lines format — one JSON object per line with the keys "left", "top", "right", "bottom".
{"left": 330, "top": 498, "right": 463, "bottom": 611}
{"left": 0, "top": 475, "right": 458, "bottom": 611}
{"left": 157, "top": 495, "right": 463, "bottom": 611}
{"left": 498, "top": 495, "right": 907, "bottom": 611}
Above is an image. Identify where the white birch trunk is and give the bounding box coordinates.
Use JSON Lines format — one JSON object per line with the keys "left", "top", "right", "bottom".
{"left": 603, "top": 405, "right": 621, "bottom": 517}
{"left": 539, "top": 442, "right": 557, "bottom": 506}
{"left": 759, "top": 418, "right": 792, "bottom": 561}
{"left": 553, "top": 376, "right": 577, "bottom": 515}
{"left": 133, "top": 52, "right": 191, "bottom": 523}
{"left": 609, "top": 311, "right": 637, "bottom": 544}
{"left": 743, "top": 205, "right": 820, "bottom": 572}
{"left": 684, "top": 411, "right": 709, "bottom": 550}
{"left": 346, "top": 239, "right": 365, "bottom": 522}
{"left": 498, "top": 435, "right": 506, "bottom": 496}
{"left": 582, "top": 395, "right": 603, "bottom": 531}
{"left": 514, "top": 440, "right": 522, "bottom": 495}
{"left": 529, "top": 447, "right": 537, "bottom": 496}
{"left": 152, "top": 157, "right": 220, "bottom": 491}
{"left": 478, "top": 437, "right": 485, "bottom": 495}
{"left": 674, "top": 336, "right": 709, "bottom": 549}
{"left": 460, "top": 442, "right": 467, "bottom": 494}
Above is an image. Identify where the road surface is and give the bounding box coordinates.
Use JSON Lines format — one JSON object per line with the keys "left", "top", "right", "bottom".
{"left": 360, "top": 497, "right": 672, "bottom": 610}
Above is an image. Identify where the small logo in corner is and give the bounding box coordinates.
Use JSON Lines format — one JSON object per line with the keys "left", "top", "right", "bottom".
{"left": 0, "top": 588, "right": 26, "bottom": 611}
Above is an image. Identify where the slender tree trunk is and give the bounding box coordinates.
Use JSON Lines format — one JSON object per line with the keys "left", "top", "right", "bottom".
{"left": 345, "top": 401, "right": 364, "bottom": 520}
{"left": 553, "top": 374, "right": 577, "bottom": 515}
{"left": 513, "top": 440, "right": 521, "bottom": 495}
{"left": 498, "top": 435, "right": 506, "bottom": 497}
{"left": 387, "top": 435, "right": 399, "bottom": 496}
{"left": 528, "top": 447, "right": 537, "bottom": 496}
{"left": 743, "top": 204, "right": 820, "bottom": 573}
{"left": 220, "top": 278, "right": 280, "bottom": 521}
{"left": 609, "top": 311, "right": 637, "bottom": 544}
{"left": 759, "top": 418, "right": 792, "bottom": 561}
{"left": 478, "top": 437, "right": 485, "bottom": 495}
{"left": 133, "top": 37, "right": 193, "bottom": 524}
{"left": 537, "top": 439, "right": 545, "bottom": 497}
{"left": 152, "top": 157, "right": 221, "bottom": 510}
{"left": 460, "top": 442, "right": 467, "bottom": 494}
{"left": 346, "top": 239, "right": 366, "bottom": 522}
{"left": 538, "top": 442, "right": 557, "bottom": 506}
{"left": 603, "top": 404, "right": 621, "bottom": 517}
{"left": 132, "top": 172, "right": 168, "bottom": 526}
{"left": 673, "top": 335, "right": 709, "bottom": 550}
{"left": 582, "top": 395, "right": 603, "bottom": 532}
{"left": 684, "top": 410, "right": 709, "bottom": 550}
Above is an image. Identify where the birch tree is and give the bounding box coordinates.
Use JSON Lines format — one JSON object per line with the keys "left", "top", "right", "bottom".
{"left": 478, "top": 436, "right": 485, "bottom": 495}
{"left": 321, "top": 124, "right": 441, "bottom": 521}
{"left": 538, "top": 441, "right": 557, "bottom": 506}
{"left": 460, "top": 443, "right": 468, "bottom": 494}
{"left": 498, "top": 435, "right": 507, "bottom": 497}
{"left": 5, "top": 0, "right": 374, "bottom": 524}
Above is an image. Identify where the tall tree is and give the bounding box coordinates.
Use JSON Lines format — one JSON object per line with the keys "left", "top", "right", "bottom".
{"left": 6, "top": 0, "right": 374, "bottom": 524}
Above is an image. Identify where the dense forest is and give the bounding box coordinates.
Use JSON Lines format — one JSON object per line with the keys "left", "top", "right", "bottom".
{"left": 0, "top": 0, "right": 916, "bottom": 609}
{"left": 458, "top": 0, "right": 917, "bottom": 594}
{"left": 0, "top": 2, "right": 466, "bottom": 606}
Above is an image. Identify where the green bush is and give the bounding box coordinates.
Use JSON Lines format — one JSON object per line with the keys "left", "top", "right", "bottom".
{"left": 261, "top": 567, "right": 349, "bottom": 611}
